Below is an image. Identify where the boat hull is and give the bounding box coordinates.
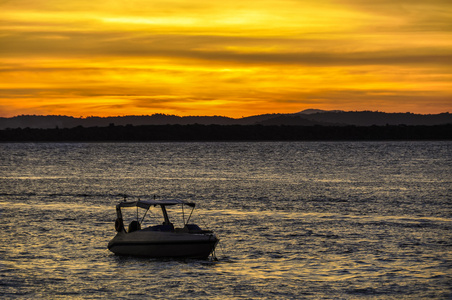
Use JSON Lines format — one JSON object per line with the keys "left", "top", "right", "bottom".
{"left": 108, "top": 231, "right": 218, "bottom": 259}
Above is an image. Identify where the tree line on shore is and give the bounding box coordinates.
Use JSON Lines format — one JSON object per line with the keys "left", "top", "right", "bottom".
{"left": 1, "top": 124, "right": 451, "bottom": 141}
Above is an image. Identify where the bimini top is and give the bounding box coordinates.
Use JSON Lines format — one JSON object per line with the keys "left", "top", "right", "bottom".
{"left": 117, "top": 199, "right": 196, "bottom": 209}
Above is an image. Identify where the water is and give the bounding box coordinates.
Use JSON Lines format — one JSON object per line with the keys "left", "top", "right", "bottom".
{"left": 1, "top": 142, "right": 451, "bottom": 299}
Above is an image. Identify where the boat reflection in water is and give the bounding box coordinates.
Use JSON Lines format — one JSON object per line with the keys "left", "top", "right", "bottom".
{"left": 108, "top": 199, "right": 218, "bottom": 259}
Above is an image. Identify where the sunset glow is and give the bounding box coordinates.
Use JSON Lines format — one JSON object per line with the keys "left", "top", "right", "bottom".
{"left": 1, "top": 0, "right": 451, "bottom": 117}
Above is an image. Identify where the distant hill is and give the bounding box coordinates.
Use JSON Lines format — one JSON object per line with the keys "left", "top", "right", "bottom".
{"left": 0, "top": 114, "right": 237, "bottom": 129}
{"left": 255, "top": 115, "right": 339, "bottom": 126}
{"left": 0, "top": 111, "right": 451, "bottom": 129}
{"left": 294, "top": 111, "right": 452, "bottom": 126}
{"left": 296, "top": 109, "right": 344, "bottom": 114}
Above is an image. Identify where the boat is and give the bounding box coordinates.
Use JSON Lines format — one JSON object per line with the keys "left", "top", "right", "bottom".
{"left": 108, "top": 199, "right": 218, "bottom": 259}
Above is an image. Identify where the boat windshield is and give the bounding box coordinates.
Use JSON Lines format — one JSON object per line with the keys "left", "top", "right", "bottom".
{"left": 117, "top": 200, "right": 196, "bottom": 230}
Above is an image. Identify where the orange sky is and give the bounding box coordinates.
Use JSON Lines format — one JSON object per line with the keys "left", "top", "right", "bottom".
{"left": 1, "top": 0, "right": 451, "bottom": 118}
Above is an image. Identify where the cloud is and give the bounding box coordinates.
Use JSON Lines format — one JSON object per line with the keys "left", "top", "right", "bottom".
{"left": 1, "top": 30, "right": 451, "bottom": 68}
{"left": 1, "top": 0, "right": 451, "bottom": 117}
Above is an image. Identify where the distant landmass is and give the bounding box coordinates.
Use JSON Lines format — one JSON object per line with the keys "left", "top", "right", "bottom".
{"left": 0, "top": 110, "right": 451, "bottom": 129}
{"left": 1, "top": 124, "right": 451, "bottom": 141}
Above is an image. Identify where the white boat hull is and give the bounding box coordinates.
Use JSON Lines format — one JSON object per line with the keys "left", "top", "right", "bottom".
{"left": 108, "top": 230, "right": 218, "bottom": 259}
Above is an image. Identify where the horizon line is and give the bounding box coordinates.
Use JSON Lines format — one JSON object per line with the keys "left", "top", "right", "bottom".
{"left": 2, "top": 109, "right": 451, "bottom": 119}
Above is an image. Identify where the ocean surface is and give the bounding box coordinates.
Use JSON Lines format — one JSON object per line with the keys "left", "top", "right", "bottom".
{"left": 0, "top": 142, "right": 451, "bottom": 299}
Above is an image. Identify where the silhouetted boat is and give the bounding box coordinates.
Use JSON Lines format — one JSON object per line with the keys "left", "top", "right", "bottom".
{"left": 108, "top": 199, "right": 218, "bottom": 259}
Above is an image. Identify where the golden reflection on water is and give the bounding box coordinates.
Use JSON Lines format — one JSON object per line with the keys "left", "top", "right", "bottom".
{"left": 1, "top": 142, "right": 451, "bottom": 298}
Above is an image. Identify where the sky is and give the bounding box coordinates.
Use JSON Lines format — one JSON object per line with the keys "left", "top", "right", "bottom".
{"left": 1, "top": 0, "right": 451, "bottom": 118}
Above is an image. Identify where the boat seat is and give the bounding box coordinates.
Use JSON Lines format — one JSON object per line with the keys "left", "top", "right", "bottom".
{"left": 128, "top": 220, "right": 141, "bottom": 233}
{"left": 185, "top": 224, "right": 212, "bottom": 233}
{"left": 144, "top": 224, "right": 174, "bottom": 231}
{"left": 185, "top": 224, "right": 202, "bottom": 231}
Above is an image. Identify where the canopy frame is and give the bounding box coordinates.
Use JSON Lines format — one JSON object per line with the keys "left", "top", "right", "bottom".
{"left": 116, "top": 199, "right": 196, "bottom": 228}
